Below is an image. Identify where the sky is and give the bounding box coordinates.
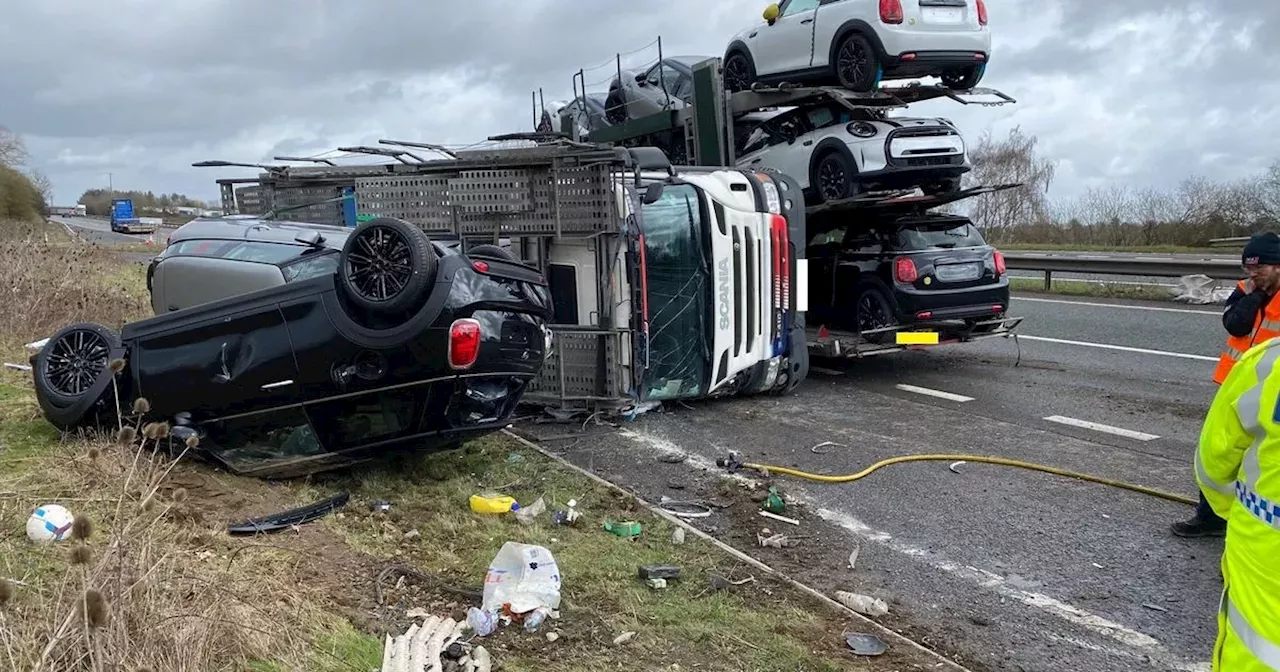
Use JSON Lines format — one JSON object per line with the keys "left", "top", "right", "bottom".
{"left": 1, "top": 0, "right": 1276, "bottom": 206}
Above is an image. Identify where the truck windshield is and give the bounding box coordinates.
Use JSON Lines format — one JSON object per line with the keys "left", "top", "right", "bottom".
{"left": 641, "top": 183, "right": 711, "bottom": 400}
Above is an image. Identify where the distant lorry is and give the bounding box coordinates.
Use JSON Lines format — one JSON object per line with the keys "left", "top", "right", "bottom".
{"left": 48, "top": 205, "right": 87, "bottom": 217}
{"left": 110, "top": 198, "right": 157, "bottom": 234}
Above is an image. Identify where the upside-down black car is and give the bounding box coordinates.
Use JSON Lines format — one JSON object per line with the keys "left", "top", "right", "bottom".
{"left": 30, "top": 217, "right": 553, "bottom": 478}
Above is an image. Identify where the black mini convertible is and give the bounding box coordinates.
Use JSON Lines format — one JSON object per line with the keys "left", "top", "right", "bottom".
{"left": 30, "top": 216, "right": 553, "bottom": 478}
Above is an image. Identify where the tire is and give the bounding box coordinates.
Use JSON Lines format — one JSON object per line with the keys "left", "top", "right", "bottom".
{"left": 853, "top": 286, "right": 897, "bottom": 344}
{"left": 338, "top": 217, "right": 438, "bottom": 317}
{"left": 604, "top": 88, "right": 627, "bottom": 124}
{"left": 467, "top": 244, "right": 516, "bottom": 261}
{"left": 811, "top": 151, "right": 858, "bottom": 203}
{"left": 34, "top": 322, "right": 120, "bottom": 408}
{"left": 834, "top": 33, "right": 881, "bottom": 92}
{"left": 941, "top": 66, "right": 984, "bottom": 91}
{"left": 724, "top": 50, "right": 756, "bottom": 92}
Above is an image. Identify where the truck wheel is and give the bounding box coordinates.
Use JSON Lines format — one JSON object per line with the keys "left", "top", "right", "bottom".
{"left": 338, "top": 217, "right": 438, "bottom": 318}
{"left": 724, "top": 51, "right": 756, "bottom": 92}
{"left": 834, "top": 33, "right": 880, "bottom": 92}
{"left": 34, "top": 322, "right": 120, "bottom": 408}
{"left": 467, "top": 244, "right": 516, "bottom": 262}
{"left": 605, "top": 89, "right": 627, "bottom": 124}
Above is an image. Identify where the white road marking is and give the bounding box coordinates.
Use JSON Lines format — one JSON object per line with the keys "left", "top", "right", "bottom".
{"left": 1012, "top": 334, "right": 1219, "bottom": 362}
{"left": 1043, "top": 415, "right": 1160, "bottom": 441}
{"left": 1013, "top": 296, "right": 1222, "bottom": 316}
{"left": 614, "top": 428, "right": 1208, "bottom": 671}
{"left": 894, "top": 383, "right": 974, "bottom": 402}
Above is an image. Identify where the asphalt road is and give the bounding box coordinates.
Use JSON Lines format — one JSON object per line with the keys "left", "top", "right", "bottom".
{"left": 49, "top": 215, "right": 157, "bottom": 245}
{"left": 525, "top": 292, "right": 1227, "bottom": 671}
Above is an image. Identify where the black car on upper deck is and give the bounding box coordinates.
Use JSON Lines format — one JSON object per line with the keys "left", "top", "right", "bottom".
{"left": 31, "top": 216, "right": 552, "bottom": 478}
{"left": 806, "top": 187, "right": 1010, "bottom": 342}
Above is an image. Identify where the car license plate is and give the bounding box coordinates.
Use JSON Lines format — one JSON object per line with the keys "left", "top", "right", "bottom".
{"left": 934, "top": 262, "right": 981, "bottom": 282}
{"left": 921, "top": 7, "right": 964, "bottom": 23}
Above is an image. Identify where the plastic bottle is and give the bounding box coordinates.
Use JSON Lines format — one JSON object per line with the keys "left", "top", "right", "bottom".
{"left": 523, "top": 606, "right": 552, "bottom": 632}
{"left": 835, "top": 591, "right": 889, "bottom": 617}
{"left": 467, "top": 607, "right": 499, "bottom": 636}
{"left": 470, "top": 494, "right": 520, "bottom": 514}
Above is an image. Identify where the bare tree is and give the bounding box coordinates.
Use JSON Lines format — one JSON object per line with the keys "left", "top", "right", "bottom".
{"left": 961, "top": 126, "right": 1057, "bottom": 238}
{"left": 25, "top": 168, "right": 53, "bottom": 204}
{"left": 0, "top": 125, "right": 29, "bottom": 167}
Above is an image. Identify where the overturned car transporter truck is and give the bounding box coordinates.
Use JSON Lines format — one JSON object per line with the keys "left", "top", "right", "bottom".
{"left": 203, "top": 137, "right": 809, "bottom": 414}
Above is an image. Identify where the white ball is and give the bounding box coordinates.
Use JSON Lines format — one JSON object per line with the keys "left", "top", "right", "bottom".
{"left": 26, "top": 504, "right": 75, "bottom": 543}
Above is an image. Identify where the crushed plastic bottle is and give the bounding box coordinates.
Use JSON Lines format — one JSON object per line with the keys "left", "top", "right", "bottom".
{"left": 467, "top": 607, "right": 499, "bottom": 636}
{"left": 522, "top": 606, "right": 552, "bottom": 632}
{"left": 835, "top": 591, "right": 889, "bottom": 617}
{"left": 515, "top": 496, "right": 546, "bottom": 525}
{"left": 470, "top": 494, "right": 520, "bottom": 515}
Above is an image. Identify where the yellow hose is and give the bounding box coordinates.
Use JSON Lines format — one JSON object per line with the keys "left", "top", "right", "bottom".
{"left": 744, "top": 454, "right": 1197, "bottom": 506}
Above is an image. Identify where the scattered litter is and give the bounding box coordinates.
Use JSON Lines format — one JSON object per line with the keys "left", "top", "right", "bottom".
{"left": 603, "top": 520, "right": 642, "bottom": 538}
{"left": 1143, "top": 603, "right": 1170, "bottom": 613}
{"left": 810, "top": 441, "right": 844, "bottom": 455}
{"left": 1091, "top": 562, "right": 1104, "bottom": 569}
{"left": 227, "top": 492, "right": 349, "bottom": 536}
{"left": 835, "top": 591, "right": 889, "bottom": 617}
{"left": 844, "top": 632, "right": 889, "bottom": 656}
{"left": 403, "top": 529, "right": 421, "bottom": 540}
{"left": 621, "top": 400, "right": 662, "bottom": 420}
{"left": 707, "top": 572, "right": 756, "bottom": 591}
{"left": 26, "top": 504, "right": 74, "bottom": 543}
{"left": 552, "top": 499, "right": 581, "bottom": 526}
{"left": 466, "top": 607, "right": 499, "bottom": 637}
{"left": 24, "top": 338, "right": 48, "bottom": 351}
{"left": 656, "top": 498, "right": 712, "bottom": 519}
{"left": 658, "top": 451, "right": 688, "bottom": 464}
{"left": 1101, "top": 514, "right": 1111, "bottom": 519}
{"left": 763, "top": 486, "right": 786, "bottom": 514}
{"left": 3, "top": 363, "right": 32, "bottom": 372}
{"left": 522, "top": 606, "right": 552, "bottom": 632}
{"left": 481, "top": 542, "right": 562, "bottom": 616}
{"left": 406, "top": 607, "right": 432, "bottom": 619}
{"left": 645, "top": 578, "right": 668, "bottom": 589}
{"left": 471, "top": 645, "right": 493, "bottom": 672}
{"left": 379, "top": 614, "right": 473, "bottom": 672}
{"left": 506, "top": 452, "right": 526, "bottom": 464}
{"left": 469, "top": 493, "right": 520, "bottom": 515}
{"left": 948, "top": 461, "right": 966, "bottom": 474}
{"left": 370, "top": 500, "right": 392, "bottom": 513}
{"left": 670, "top": 527, "right": 686, "bottom": 545}
{"left": 848, "top": 545, "right": 860, "bottom": 570}
{"left": 514, "top": 495, "right": 546, "bottom": 525}
{"left": 638, "top": 564, "right": 681, "bottom": 581}
{"left": 613, "top": 631, "right": 637, "bottom": 645}
{"left": 758, "top": 510, "right": 800, "bottom": 526}
{"left": 1173, "top": 274, "right": 1233, "bottom": 305}
{"left": 546, "top": 631, "right": 560, "bottom": 642}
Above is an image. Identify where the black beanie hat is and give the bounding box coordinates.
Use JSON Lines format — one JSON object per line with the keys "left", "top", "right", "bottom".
{"left": 1243, "top": 232, "right": 1280, "bottom": 266}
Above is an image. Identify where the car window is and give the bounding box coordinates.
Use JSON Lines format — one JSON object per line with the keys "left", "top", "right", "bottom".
{"left": 166, "top": 239, "right": 307, "bottom": 264}
{"left": 672, "top": 75, "right": 693, "bottom": 101}
{"left": 893, "top": 220, "right": 987, "bottom": 250}
{"left": 281, "top": 251, "right": 339, "bottom": 282}
{"left": 780, "top": 0, "right": 820, "bottom": 16}
{"left": 804, "top": 105, "right": 852, "bottom": 130}
{"left": 810, "top": 228, "right": 845, "bottom": 246}
{"left": 647, "top": 63, "right": 681, "bottom": 88}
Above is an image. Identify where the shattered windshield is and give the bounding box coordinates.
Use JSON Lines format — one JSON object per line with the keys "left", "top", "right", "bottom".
{"left": 641, "top": 183, "right": 711, "bottom": 400}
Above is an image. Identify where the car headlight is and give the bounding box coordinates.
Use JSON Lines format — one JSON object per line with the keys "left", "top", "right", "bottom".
{"left": 846, "top": 121, "right": 877, "bottom": 138}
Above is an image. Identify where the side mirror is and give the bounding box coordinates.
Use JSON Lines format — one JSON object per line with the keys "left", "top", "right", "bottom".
{"left": 294, "top": 230, "right": 324, "bottom": 247}
{"left": 635, "top": 72, "right": 648, "bottom": 84}
{"left": 763, "top": 3, "right": 780, "bottom": 24}
{"left": 642, "top": 183, "right": 666, "bottom": 204}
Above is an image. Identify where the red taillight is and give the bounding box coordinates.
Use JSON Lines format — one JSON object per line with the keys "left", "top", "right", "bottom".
{"left": 894, "top": 256, "right": 918, "bottom": 283}
{"left": 992, "top": 304, "right": 1004, "bottom": 313}
{"left": 900, "top": 53, "right": 917, "bottom": 61}
{"left": 976, "top": 0, "right": 987, "bottom": 25}
{"left": 448, "top": 318, "right": 481, "bottom": 370}
{"left": 916, "top": 311, "right": 932, "bottom": 320}
{"left": 993, "top": 250, "right": 1006, "bottom": 275}
{"left": 471, "top": 259, "right": 489, "bottom": 272}
{"left": 770, "top": 214, "right": 790, "bottom": 344}
{"left": 879, "top": 0, "right": 903, "bottom": 23}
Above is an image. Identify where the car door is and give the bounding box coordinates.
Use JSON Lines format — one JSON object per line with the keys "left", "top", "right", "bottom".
{"left": 630, "top": 62, "right": 683, "bottom": 117}
{"left": 811, "top": 0, "right": 858, "bottom": 69}
{"left": 806, "top": 226, "right": 846, "bottom": 325}
{"left": 738, "top": 112, "right": 815, "bottom": 188}
{"left": 749, "top": 0, "right": 821, "bottom": 76}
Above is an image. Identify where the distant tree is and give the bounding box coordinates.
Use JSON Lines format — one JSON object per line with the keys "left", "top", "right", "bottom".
{"left": 961, "top": 126, "right": 1057, "bottom": 240}
{"left": 0, "top": 125, "right": 28, "bottom": 167}
{"left": 77, "top": 188, "right": 205, "bottom": 216}
{"left": 0, "top": 126, "right": 47, "bottom": 222}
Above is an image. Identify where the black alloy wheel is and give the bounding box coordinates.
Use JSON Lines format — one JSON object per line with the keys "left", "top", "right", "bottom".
{"left": 43, "top": 328, "right": 110, "bottom": 398}
{"left": 815, "top": 153, "right": 855, "bottom": 202}
{"left": 605, "top": 89, "right": 627, "bottom": 124}
{"left": 346, "top": 225, "right": 413, "bottom": 302}
{"left": 724, "top": 52, "right": 755, "bottom": 92}
{"left": 835, "top": 34, "right": 879, "bottom": 92}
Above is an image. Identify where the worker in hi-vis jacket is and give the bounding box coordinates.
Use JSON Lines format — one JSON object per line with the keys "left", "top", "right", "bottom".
{"left": 1174, "top": 232, "right": 1280, "bottom": 538}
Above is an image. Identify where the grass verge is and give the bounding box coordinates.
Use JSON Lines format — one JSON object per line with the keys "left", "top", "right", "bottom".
{"left": 1009, "top": 277, "right": 1178, "bottom": 302}
{"left": 1001, "top": 243, "right": 1224, "bottom": 254}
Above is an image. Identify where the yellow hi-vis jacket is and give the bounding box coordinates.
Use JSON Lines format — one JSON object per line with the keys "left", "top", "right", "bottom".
{"left": 1197, "top": 336, "right": 1280, "bottom": 670}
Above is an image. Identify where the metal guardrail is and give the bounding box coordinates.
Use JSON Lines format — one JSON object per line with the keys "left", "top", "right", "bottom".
{"left": 1210, "top": 237, "right": 1249, "bottom": 248}
{"left": 1002, "top": 252, "right": 1242, "bottom": 291}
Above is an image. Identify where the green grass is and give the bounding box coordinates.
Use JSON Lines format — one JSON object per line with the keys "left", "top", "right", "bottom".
{"left": 1010, "top": 277, "right": 1177, "bottom": 302}
{"left": 1001, "top": 243, "right": 1225, "bottom": 254}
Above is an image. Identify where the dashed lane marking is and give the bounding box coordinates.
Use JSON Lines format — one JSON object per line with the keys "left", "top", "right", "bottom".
{"left": 1043, "top": 415, "right": 1160, "bottom": 441}
{"left": 894, "top": 383, "right": 974, "bottom": 402}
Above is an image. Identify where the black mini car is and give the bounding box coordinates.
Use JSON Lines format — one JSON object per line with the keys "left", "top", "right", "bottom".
{"left": 807, "top": 188, "right": 1011, "bottom": 342}
{"left": 30, "top": 217, "right": 553, "bottom": 478}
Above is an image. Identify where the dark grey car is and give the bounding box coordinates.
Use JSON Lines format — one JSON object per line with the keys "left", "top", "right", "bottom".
{"left": 605, "top": 55, "right": 712, "bottom": 124}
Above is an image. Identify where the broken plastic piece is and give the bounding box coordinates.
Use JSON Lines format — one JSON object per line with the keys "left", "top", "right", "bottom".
{"left": 758, "top": 510, "right": 800, "bottom": 526}
{"left": 227, "top": 492, "right": 349, "bottom": 535}
{"left": 844, "top": 632, "right": 889, "bottom": 656}
{"left": 949, "top": 460, "right": 966, "bottom": 474}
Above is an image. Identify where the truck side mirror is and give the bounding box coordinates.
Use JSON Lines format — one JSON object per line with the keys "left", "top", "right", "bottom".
{"left": 642, "top": 183, "right": 665, "bottom": 204}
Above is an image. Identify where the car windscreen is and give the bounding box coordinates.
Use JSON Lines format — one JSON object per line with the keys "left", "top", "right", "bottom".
{"left": 641, "top": 183, "right": 711, "bottom": 401}
{"left": 892, "top": 218, "right": 987, "bottom": 250}
{"left": 162, "top": 239, "right": 313, "bottom": 264}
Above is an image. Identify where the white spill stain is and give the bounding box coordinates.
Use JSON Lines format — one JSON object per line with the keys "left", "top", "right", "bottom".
{"left": 614, "top": 427, "right": 1211, "bottom": 672}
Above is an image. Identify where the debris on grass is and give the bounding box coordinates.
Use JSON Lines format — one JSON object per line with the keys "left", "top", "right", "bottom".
{"left": 836, "top": 591, "right": 890, "bottom": 617}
